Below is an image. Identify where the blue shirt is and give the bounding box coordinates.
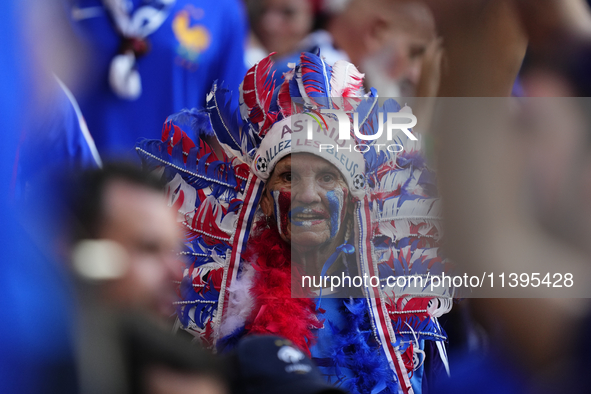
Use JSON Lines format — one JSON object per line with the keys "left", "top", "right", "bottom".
{"left": 14, "top": 77, "right": 101, "bottom": 201}
{"left": 70, "top": 0, "right": 247, "bottom": 157}
{"left": 1, "top": 3, "right": 78, "bottom": 393}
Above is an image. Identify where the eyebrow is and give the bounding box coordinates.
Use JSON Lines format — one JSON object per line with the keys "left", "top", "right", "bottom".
{"left": 275, "top": 163, "right": 291, "bottom": 172}
{"left": 290, "top": 163, "right": 341, "bottom": 177}
{"left": 318, "top": 165, "right": 339, "bottom": 173}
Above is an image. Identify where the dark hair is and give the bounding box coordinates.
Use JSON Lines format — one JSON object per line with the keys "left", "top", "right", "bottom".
{"left": 68, "top": 162, "right": 166, "bottom": 242}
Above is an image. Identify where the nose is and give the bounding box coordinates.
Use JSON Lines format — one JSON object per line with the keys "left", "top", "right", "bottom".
{"left": 293, "top": 176, "right": 322, "bottom": 205}
{"left": 260, "top": 9, "right": 283, "bottom": 35}
{"left": 406, "top": 59, "right": 422, "bottom": 87}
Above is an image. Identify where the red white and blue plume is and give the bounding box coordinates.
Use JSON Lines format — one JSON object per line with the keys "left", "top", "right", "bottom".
{"left": 238, "top": 54, "right": 277, "bottom": 136}
{"left": 134, "top": 50, "right": 453, "bottom": 394}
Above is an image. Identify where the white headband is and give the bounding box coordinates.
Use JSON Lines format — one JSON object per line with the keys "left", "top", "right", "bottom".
{"left": 251, "top": 113, "right": 366, "bottom": 198}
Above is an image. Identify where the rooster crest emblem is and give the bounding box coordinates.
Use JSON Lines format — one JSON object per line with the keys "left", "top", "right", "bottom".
{"left": 172, "top": 7, "right": 211, "bottom": 64}
{"left": 277, "top": 346, "right": 305, "bottom": 364}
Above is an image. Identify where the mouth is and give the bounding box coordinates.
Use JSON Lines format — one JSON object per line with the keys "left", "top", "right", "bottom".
{"left": 290, "top": 208, "right": 329, "bottom": 225}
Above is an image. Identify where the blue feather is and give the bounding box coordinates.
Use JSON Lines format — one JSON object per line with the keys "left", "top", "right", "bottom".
{"left": 136, "top": 136, "right": 239, "bottom": 198}
{"left": 166, "top": 108, "right": 214, "bottom": 142}
{"left": 206, "top": 81, "right": 244, "bottom": 152}
{"left": 382, "top": 98, "right": 402, "bottom": 114}
{"left": 391, "top": 313, "right": 448, "bottom": 343}
{"left": 356, "top": 88, "right": 379, "bottom": 137}
{"left": 317, "top": 298, "right": 400, "bottom": 394}
{"left": 171, "top": 139, "right": 185, "bottom": 168}
{"left": 216, "top": 326, "right": 247, "bottom": 352}
{"left": 378, "top": 263, "right": 396, "bottom": 279}
{"left": 299, "top": 52, "right": 333, "bottom": 108}
{"left": 178, "top": 276, "right": 220, "bottom": 328}
{"left": 185, "top": 147, "right": 198, "bottom": 173}
{"left": 289, "top": 66, "right": 302, "bottom": 99}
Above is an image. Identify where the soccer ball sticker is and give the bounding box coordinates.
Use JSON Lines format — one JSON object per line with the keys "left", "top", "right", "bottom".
{"left": 353, "top": 174, "right": 365, "bottom": 190}
{"left": 256, "top": 156, "right": 268, "bottom": 173}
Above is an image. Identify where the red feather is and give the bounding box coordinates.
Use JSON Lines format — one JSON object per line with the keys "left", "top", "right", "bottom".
{"left": 161, "top": 121, "right": 172, "bottom": 141}
{"left": 189, "top": 199, "right": 230, "bottom": 243}
{"left": 277, "top": 79, "right": 293, "bottom": 119}
{"left": 242, "top": 222, "right": 322, "bottom": 356}
{"left": 257, "top": 111, "right": 278, "bottom": 137}
{"left": 240, "top": 53, "right": 276, "bottom": 126}
{"left": 162, "top": 121, "right": 196, "bottom": 163}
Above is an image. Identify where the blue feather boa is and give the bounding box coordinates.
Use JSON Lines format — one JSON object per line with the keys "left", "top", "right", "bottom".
{"left": 318, "top": 298, "right": 401, "bottom": 394}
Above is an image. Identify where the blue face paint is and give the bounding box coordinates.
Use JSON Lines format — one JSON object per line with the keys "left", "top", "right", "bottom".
{"left": 285, "top": 188, "right": 347, "bottom": 239}
{"left": 326, "top": 188, "right": 345, "bottom": 239}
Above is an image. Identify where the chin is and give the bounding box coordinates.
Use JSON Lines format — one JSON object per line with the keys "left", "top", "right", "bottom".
{"left": 289, "top": 230, "right": 332, "bottom": 251}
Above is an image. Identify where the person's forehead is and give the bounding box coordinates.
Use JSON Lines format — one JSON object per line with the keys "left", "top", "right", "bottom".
{"left": 264, "top": 0, "right": 310, "bottom": 11}
{"left": 100, "top": 181, "right": 180, "bottom": 249}
{"left": 275, "top": 153, "right": 341, "bottom": 173}
{"left": 389, "top": 4, "right": 435, "bottom": 41}
{"left": 102, "top": 180, "right": 172, "bottom": 227}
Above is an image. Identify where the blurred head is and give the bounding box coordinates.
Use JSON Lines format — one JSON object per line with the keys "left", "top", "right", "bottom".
{"left": 250, "top": 0, "right": 315, "bottom": 57}
{"left": 70, "top": 164, "right": 181, "bottom": 319}
{"left": 260, "top": 153, "right": 351, "bottom": 252}
{"left": 363, "top": 1, "right": 436, "bottom": 97}
{"left": 328, "top": 0, "right": 436, "bottom": 97}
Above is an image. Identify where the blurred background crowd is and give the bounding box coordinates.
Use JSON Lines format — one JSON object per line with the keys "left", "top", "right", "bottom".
{"left": 4, "top": 0, "right": 591, "bottom": 393}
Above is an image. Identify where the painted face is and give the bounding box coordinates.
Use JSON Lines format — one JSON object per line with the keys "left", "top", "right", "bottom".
{"left": 261, "top": 153, "right": 350, "bottom": 249}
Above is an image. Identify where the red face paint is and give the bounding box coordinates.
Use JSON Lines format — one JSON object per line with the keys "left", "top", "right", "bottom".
{"left": 272, "top": 190, "right": 291, "bottom": 236}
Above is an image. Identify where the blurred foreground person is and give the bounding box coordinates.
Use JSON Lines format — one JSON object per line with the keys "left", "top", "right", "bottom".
{"left": 1, "top": 1, "right": 98, "bottom": 393}
{"left": 418, "top": 0, "right": 591, "bottom": 391}
{"left": 70, "top": 164, "right": 180, "bottom": 320}
{"left": 14, "top": 0, "right": 101, "bottom": 201}
{"left": 68, "top": 164, "right": 227, "bottom": 394}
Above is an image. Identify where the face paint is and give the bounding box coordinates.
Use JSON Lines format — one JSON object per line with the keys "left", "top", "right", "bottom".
{"left": 326, "top": 188, "right": 347, "bottom": 239}
{"left": 272, "top": 190, "right": 291, "bottom": 236}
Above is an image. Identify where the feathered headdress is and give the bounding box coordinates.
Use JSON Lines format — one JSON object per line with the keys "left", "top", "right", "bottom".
{"left": 136, "top": 51, "right": 452, "bottom": 394}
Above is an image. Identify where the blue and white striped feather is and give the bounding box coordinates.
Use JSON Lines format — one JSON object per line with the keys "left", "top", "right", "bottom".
{"left": 298, "top": 52, "right": 333, "bottom": 109}
{"left": 206, "top": 81, "right": 259, "bottom": 161}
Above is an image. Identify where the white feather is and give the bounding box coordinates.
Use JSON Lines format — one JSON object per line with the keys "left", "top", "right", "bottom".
{"left": 218, "top": 262, "right": 256, "bottom": 337}
{"left": 295, "top": 66, "right": 312, "bottom": 107}
{"left": 330, "top": 60, "right": 364, "bottom": 109}
{"left": 377, "top": 197, "right": 442, "bottom": 241}
{"left": 220, "top": 212, "right": 238, "bottom": 235}
{"left": 165, "top": 173, "right": 197, "bottom": 217}
{"left": 238, "top": 79, "right": 250, "bottom": 121}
